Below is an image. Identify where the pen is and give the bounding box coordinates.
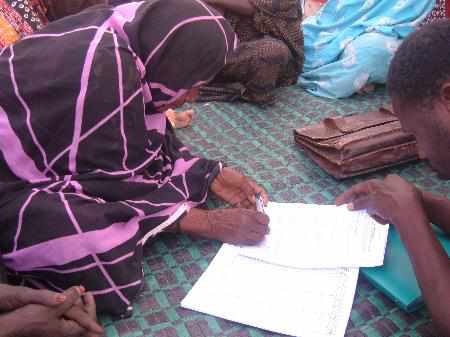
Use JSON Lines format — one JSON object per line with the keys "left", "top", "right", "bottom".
{"left": 255, "top": 192, "right": 265, "bottom": 214}
{"left": 255, "top": 193, "right": 270, "bottom": 234}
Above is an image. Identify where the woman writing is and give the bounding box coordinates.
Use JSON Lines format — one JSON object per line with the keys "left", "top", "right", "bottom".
{"left": 0, "top": 0, "right": 269, "bottom": 318}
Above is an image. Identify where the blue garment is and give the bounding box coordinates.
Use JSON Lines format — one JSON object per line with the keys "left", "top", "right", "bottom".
{"left": 298, "top": 0, "right": 435, "bottom": 98}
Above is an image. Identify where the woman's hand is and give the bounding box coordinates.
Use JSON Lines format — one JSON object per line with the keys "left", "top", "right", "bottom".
{"left": 0, "top": 286, "right": 103, "bottom": 337}
{"left": 180, "top": 208, "right": 270, "bottom": 245}
{"left": 211, "top": 167, "right": 269, "bottom": 209}
{"left": 205, "top": 208, "right": 269, "bottom": 245}
{"left": 0, "top": 284, "right": 66, "bottom": 313}
{"left": 64, "top": 292, "right": 103, "bottom": 337}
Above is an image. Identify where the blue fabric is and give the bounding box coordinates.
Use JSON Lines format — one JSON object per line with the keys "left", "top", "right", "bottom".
{"left": 298, "top": 0, "right": 435, "bottom": 98}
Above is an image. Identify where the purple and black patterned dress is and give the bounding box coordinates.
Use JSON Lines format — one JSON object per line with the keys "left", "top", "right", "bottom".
{"left": 0, "top": 0, "right": 236, "bottom": 315}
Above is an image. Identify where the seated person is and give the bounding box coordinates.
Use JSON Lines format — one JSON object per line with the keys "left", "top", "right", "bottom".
{"left": 196, "top": 0, "right": 304, "bottom": 104}
{"left": 299, "top": 0, "right": 436, "bottom": 98}
{"left": 337, "top": 21, "right": 450, "bottom": 335}
{"left": 0, "top": 0, "right": 269, "bottom": 318}
{"left": 0, "top": 284, "right": 103, "bottom": 337}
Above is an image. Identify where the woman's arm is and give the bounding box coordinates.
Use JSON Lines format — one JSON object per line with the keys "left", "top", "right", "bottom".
{"left": 204, "top": 0, "right": 256, "bottom": 16}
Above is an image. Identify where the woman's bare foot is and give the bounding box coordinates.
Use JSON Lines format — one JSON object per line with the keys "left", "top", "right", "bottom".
{"left": 179, "top": 208, "right": 269, "bottom": 245}
{"left": 357, "top": 84, "right": 375, "bottom": 95}
{"left": 165, "top": 109, "right": 195, "bottom": 129}
{"left": 304, "top": 0, "right": 326, "bottom": 18}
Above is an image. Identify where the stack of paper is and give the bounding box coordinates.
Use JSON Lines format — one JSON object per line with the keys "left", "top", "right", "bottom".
{"left": 182, "top": 202, "right": 389, "bottom": 337}
{"left": 240, "top": 203, "right": 389, "bottom": 269}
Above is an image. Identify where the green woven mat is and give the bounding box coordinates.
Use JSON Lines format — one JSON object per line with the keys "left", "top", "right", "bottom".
{"left": 101, "top": 87, "right": 449, "bottom": 337}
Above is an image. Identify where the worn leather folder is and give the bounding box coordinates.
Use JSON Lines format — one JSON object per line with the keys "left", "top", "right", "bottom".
{"left": 293, "top": 107, "right": 419, "bottom": 179}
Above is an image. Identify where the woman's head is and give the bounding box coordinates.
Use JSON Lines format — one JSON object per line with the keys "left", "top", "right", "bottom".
{"left": 388, "top": 20, "right": 450, "bottom": 179}
{"left": 116, "top": 0, "right": 237, "bottom": 111}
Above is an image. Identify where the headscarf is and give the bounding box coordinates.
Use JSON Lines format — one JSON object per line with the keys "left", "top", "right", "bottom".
{"left": 114, "top": 0, "right": 237, "bottom": 110}
{"left": 0, "top": 0, "right": 237, "bottom": 180}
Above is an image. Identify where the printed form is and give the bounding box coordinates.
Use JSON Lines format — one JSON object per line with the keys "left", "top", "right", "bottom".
{"left": 182, "top": 244, "right": 359, "bottom": 337}
{"left": 182, "top": 202, "right": 389, "bottom": 337}
{"left": 239, "top": 202, "right": 389, "bottom": 268}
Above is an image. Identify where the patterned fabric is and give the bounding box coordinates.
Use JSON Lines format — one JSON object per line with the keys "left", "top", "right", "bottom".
{"left": 100, "top": 86, "right": 446, "bottom": 336}
{"left": 422, "top": 0, "right": 447, "bottom": 24}
{"left": 0, "top": 0, "right": 110, "bottom": 49}
{"left": 198, "top": 0, "right": 304, "bottom": 104}
{"left": 0, "top": 0, "right": 236, "bottom": 316}
{"left": 298, "top": 0, "right": 435, "bottom": 99}
{"left": 0, "top": 0, "right": 48, "bottom": 48}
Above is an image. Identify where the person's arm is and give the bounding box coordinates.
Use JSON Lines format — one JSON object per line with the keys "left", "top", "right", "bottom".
{"left": 394, "top": 210, "right": 450, "bottom": 336}
{"left": 422, "top": 191, "right": 450, "bottom": 234}
{"left": 204, "top": 0, "right": 255, "bottom": 16}
{"left": 336, "top": 175, "right": 450, "bottom": 336}
{"left": 178, "top": 167, "right": 270, "bottom": 245}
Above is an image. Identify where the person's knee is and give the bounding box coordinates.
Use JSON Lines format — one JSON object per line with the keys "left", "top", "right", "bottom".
{"left": 257, "top": 39, "right": 291, "bottom": 66}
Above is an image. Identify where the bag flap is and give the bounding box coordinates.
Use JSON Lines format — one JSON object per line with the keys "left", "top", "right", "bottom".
{"left": 294, "top": 107, "right": 398, "bottom": 141}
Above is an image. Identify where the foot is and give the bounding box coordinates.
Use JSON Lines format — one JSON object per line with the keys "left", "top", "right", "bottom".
{"left": 165, "top": 109, "right": 195, "bottom": 129}
{"left": 180, "top": 208, "right": 269, "bottom": 246}
{"left": 357, "top": 84, "right": 375, "bottom": 95}
{"left": 304, "top": 0, "right": 325, "bottom": 18}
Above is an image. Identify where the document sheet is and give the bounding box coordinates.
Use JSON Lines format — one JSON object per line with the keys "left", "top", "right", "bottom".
{"left": 239, "top": 202, "right": 389, "bottom": 268}
{"left": 182, "top": 244, "right": 359, "bottom": 337}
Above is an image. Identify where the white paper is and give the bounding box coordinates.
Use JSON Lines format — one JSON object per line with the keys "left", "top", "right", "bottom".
{"left": 182, "top": 244, "right": 359, "bottom": 337}
{"left": 239, "top": 202, "right": 389, "bottom": 268}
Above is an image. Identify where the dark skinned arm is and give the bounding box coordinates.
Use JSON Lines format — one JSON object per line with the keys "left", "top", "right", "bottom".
{"left": 203, "top": 0, "right": 256, "bottom": 16}
{"left": 395, "top": 211, "right": 450, "bottom": 336}
{"left": 336, "top": 175, "right": 450, "bottom": 335}
{"left": 422, "top": 191, "right": 450, "bottom": 234}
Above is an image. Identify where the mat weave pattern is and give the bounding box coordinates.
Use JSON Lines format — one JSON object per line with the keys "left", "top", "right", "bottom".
{"left": 101, "top": 88, "right": 449, "bottom": 337}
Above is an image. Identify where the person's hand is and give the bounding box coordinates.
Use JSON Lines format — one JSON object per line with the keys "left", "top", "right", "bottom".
{"left": 205, "top": 208, "right": 269, "bottom": 245}
{"left": 336, "top": 174, "right": 427, "bottom": 226}
{"left": 0, "top": 284, "right": 66, "bottom": 313}
{"left": 211, "top": 167, "right": 269, "bottom": 209}
{"left": 64, "top": 292, "right": 103, "bottom": 337}
{"left": 180, "top": 208, "right": 269, "bottom": 245}
{"left": 7, "top": 286, "right": 103, "bottom": 337}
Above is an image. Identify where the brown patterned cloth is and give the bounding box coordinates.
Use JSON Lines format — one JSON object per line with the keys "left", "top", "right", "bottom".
{"left": 198, "top": 0, "right": 304, "bottom": 104}
{"left": 422, "top": 0, "right": 447, "bottom": 25}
